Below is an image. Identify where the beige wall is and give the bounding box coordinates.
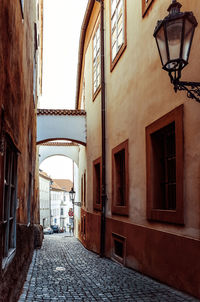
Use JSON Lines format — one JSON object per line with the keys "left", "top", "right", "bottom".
{"left": 78, "top": 0, "right": 200, "bottom": 239}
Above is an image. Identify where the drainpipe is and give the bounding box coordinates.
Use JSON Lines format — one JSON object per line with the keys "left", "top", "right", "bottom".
{"left": 96, "top": 0, "right": 106, "bottom": 258}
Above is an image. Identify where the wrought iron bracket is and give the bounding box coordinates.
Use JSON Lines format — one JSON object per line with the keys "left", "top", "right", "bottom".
{"left": 173, "top": 80, "right": 200, "bottom": 102}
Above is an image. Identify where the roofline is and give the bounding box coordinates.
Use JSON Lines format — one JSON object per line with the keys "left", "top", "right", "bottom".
{"left": 39, "top": 172, "right": 52, "bottom": 181}
{"left": 75, "top": 0, "right": 95, "bottom": 109}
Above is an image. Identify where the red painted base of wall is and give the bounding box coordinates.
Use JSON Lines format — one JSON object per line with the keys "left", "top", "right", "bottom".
{"left": 78, "top": 210, "right": 200, "bottom": 299}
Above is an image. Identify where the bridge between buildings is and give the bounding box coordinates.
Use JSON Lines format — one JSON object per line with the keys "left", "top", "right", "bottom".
{"left": 37, "top": 109, "right": 86, "bottom": 166}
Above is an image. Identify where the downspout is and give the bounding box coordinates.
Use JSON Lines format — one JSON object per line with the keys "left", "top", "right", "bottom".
{"left": 97, "top": 0, "right": 106, "bottom": 258}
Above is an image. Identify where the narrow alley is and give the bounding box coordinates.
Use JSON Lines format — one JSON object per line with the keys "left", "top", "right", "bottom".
{"left": 19, "top": 235, "right": 198, "bottom": 302}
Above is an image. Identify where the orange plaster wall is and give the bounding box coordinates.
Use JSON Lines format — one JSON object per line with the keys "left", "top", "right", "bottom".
{"left": 79, "top": 209, "right": 101, "bottom": 254}
{"left": 105, "top": 217, "right": 200, "bottom": 299}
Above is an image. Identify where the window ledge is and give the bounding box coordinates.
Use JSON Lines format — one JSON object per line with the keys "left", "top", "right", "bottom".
{"left": 93, "top": 85, "right": 101, "bottom": 102}
{"left": 148, "top": 209, "right": 184, "bottom": 225}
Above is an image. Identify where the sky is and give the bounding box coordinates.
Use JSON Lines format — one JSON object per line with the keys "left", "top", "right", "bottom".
{"left": 39, "top": 0, "right": 88, "bottom": 109}
{"left": 39, "top": 0, "right": 88, "bottom": 179}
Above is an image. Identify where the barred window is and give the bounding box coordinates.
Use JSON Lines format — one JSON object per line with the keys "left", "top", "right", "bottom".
{"left": 2, "top": 136, "right": 18, "bottom": 269}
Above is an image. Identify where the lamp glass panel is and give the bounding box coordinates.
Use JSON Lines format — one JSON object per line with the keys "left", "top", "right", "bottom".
{"left": 166, "top": 19, "right": 183, "bottom": 61}
{"left": 155, "top": 26, "right": 168, "bottom": 66}
{"left": 182, "top": 19, "right": 194, "bottom": 62}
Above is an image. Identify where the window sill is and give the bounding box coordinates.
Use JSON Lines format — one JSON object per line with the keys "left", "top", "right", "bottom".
{"left": 148, "top": 209, "right": 184, "bottom": 225}
{"left": 93, "top": 86, "right": 101, "bottom": 102}
{"left": 110, "top": 43, "right": 127, "bottom": 72}
{"left": 2, "top": 248, "right": 16, "bottom": 271}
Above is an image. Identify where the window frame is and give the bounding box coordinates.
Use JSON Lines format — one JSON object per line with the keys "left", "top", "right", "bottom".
{"left": 2, "top": 135, "right": 18, "bottom": 270}
{"left": 92, "top": 17, "right": 101, "bottom": 101}
{"left": 146, "top": 105, "right": 184, "bottom": 224}
{"left": 142, "top": 0, "right": 154, "bottom": 17}
{"left": 110, "top": 0, "right": 127, "bottom": 71}
{"left": 112, "top": 140, "right": 129, "bottom": 216}
{"left": 83, "top": 170, "right": 86, "bottom": 207}
{"left": 111, "top": 233, "right": 126, "bottom": 265}
{"left": 93, "top": 157, "right": 102, "bottom": 211}
{"left": 20, "top": 0, "right": 24, "bottom": 19}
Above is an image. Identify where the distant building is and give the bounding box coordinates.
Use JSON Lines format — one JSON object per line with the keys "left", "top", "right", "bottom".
{"left": 39, "top": 171, "right": 52, "bottom": 228}
{"left": 51, "top": 179, "right": 73, "bottom": 228}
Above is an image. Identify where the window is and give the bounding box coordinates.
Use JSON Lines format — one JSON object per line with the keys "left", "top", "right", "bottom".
{"left": 146, "top": 105, "right": 184, "bottom": 224}
{"left": 112, "top": 140, "right": 129, "bottom": 215}
{"left": 111, "top": 233, "right": 126, "bottom": 265}
{"left": 81, "top": 79, "right": 85, "bottom": 110}
{"left": 93, "top": 20, "right": 101, "bottom": 99}
{"left": 27, "top": 173, "right": 32, "bottom": 226}
{"left": 81, "top": 175, "right": 83, "bottom": 206}
{"left": 93, "top": 157, "right": 102, "bottom": 211}
{"left": 20, "top": 0, "right": 24, "bottom": 19}
{"left": 83, "top": 171, "right": 86, "bottom": 207}
{"left": 110, "top": 0, "right": 127, "bottom": 71}
{"left": 142, "top": 0, "right": 154, "bottom": 17}
{"left": 2, "top": 135, "right": 18, "bottom": 269}
{"left": 60, "top": 208, "right": 63, "bottom": 216}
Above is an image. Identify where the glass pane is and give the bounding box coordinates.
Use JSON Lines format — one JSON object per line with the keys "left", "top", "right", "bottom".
{"left": 118, "top": 29, "right": 123, "bottom": 48}
{"left": 97, "top": 75, "right": 100, "bottom": 88}
{"left": 168, "top": 184, "right": 176, "bottom": 210}
{"left": 5, "top": 146, "right": 11, "bottom": 184}
{"left": 112, "top": 27, "right": 117, "bottom": 46}
{"left": 10, "top": 187, "right": 15, "bottom": 217}
{"left": 9, "top": 218, "right": 14, "bottom": 249}
{"left": 182, "top": 19, "right": 194, "bottom": 62}
{"left": 156, "top": 26, "right": 168, "bottom": 66}
{"left": 167, "top": 158, "right": 176, "bottom": 183}
{"left": 112, "top": 43, "right": 117, "bottom": 60}
{"left": 111, "top": 0, "right": 117, "bottom": 16}
{"left": 112, "top": 15, "right": 116, "bottom": 32}
{"left": 118, "top": 0, "right": 123, "bottom": 19}
{"left": 166, "top": 19, "right": 183, "bottom": 61}
{"left": 4, "top": 185, "right": 9, "bottom": 221}
{"left": 117, "top": 15, "right": 123, "bottom": 32}
{"left": 11, "top": 155, "right": 16, "bottom": 186}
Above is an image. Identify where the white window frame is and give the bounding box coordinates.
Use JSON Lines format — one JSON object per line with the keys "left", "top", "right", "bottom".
{"left": 111, "top": 0, "right": 125, "bottom": 62}
{"left": 93, "top": 22, "right": 101, "bottom": 97}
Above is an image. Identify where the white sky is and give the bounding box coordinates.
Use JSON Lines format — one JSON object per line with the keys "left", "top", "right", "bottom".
{"left": 39, "top": 0, "right": 88, "bottom": 179}
{"left": 40, "top": 155, "right": 73, "bottom": 179}
{"left": 39, "top": 0, "right": 88, "bottom": 109}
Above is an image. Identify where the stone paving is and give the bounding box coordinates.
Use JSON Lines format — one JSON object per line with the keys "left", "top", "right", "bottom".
{"left": 19, "top": 234, "right": 199, "bottom": 302}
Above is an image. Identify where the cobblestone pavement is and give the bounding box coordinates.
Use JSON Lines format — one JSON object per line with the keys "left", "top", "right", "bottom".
{"left": 19, "top": 234, "right": 199, "bottom": 302}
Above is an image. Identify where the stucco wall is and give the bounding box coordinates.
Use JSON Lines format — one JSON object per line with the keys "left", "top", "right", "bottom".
{"left": 79, "top": 0, "right": 200, "bottom": 238}
{"left": 77, "top": 0, "right": 200, "bottom": 298}
{"left": 0, "top": 0, "right": 42, "bottom": 299}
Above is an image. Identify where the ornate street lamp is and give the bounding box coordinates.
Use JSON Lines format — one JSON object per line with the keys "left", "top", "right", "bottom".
{"left": 69, "top": 187, "right": 76, "bottom": 235}
{"left": 69, "top": 187, "right": 76, "bottom": 203}
{"left": 153, "top": 0, "right": 200, "bottom": 102}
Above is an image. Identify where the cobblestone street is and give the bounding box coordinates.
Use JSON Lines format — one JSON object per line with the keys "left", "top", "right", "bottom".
{"left": 19, "top": 235, "right": 199, "bottom": 302}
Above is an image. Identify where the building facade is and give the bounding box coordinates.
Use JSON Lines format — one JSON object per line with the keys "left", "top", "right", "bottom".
{"left": 76, "top": 0, "right": 200, "bottom": 299}
{"left": 39, "top": 171, "right": 51, "bottom": 228}
{"left": 50, "top": 179, "right": 73, "bottom": 228}
{"left": 0, "top": 0, "right": 43, "bottom": 300}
